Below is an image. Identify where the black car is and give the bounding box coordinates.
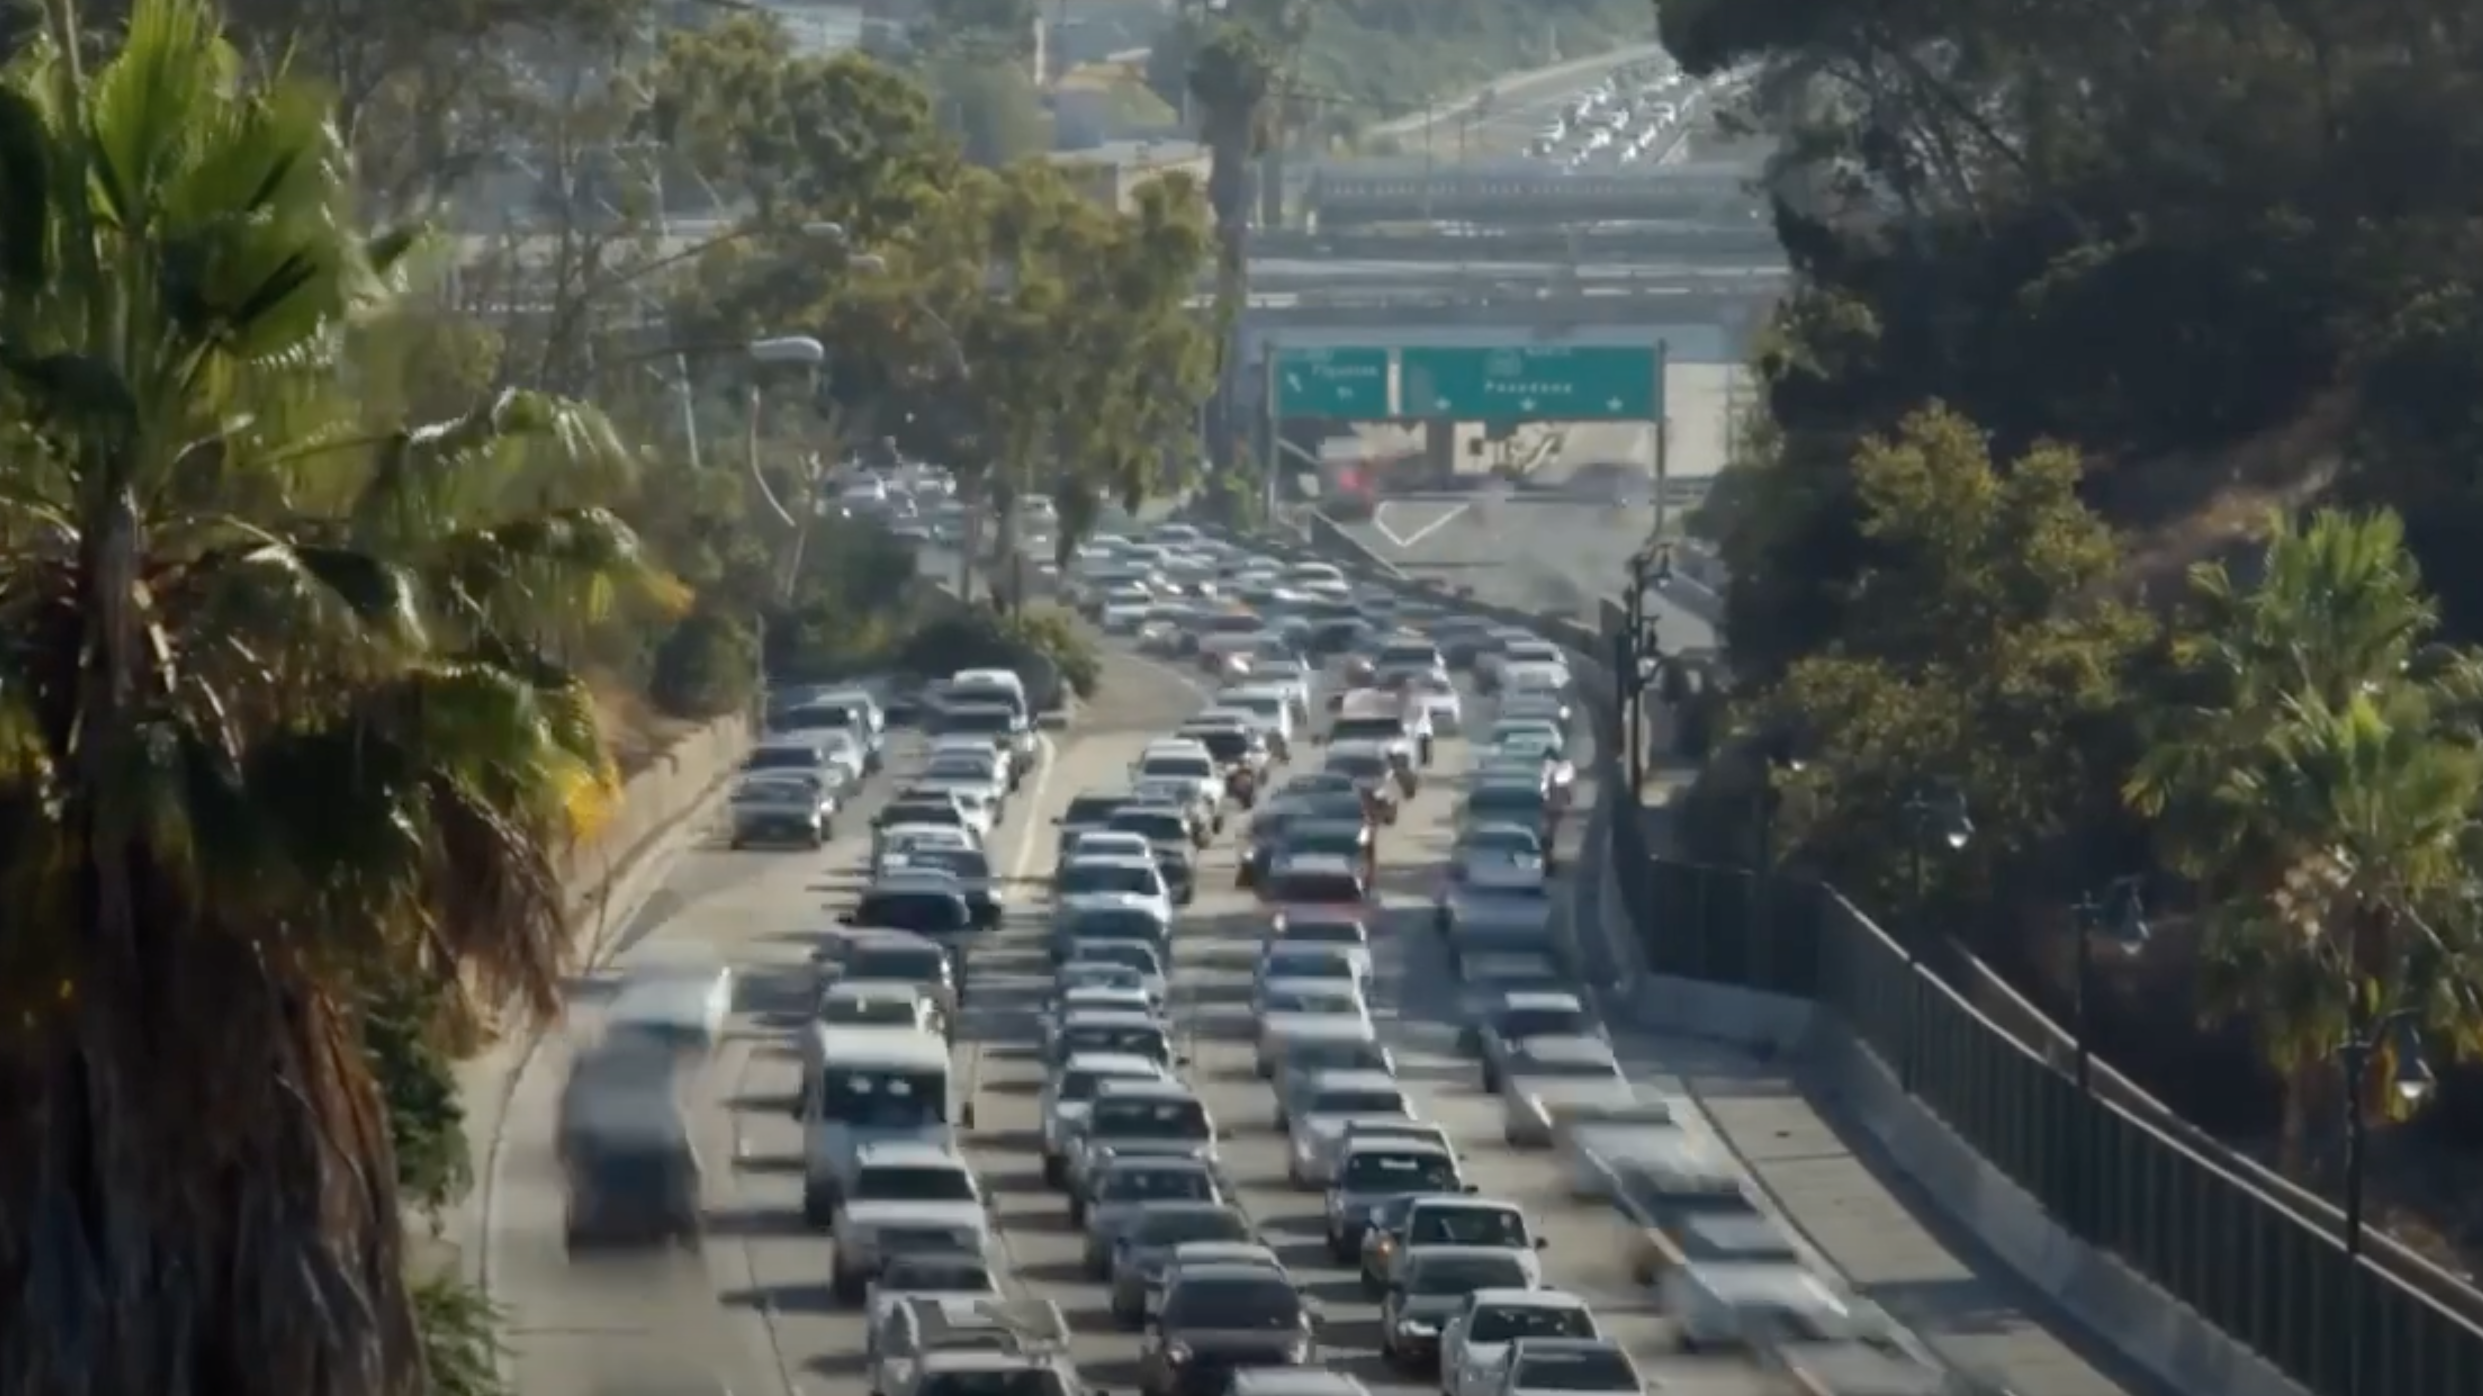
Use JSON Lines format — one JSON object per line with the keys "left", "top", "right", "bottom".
{"left": 1142, "top": 1264, "right": 1318, "bottom": 1396}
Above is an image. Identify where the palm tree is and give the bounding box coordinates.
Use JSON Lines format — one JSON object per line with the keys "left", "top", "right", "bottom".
{"left": 0, "top": 3, "right": 671, "bottom": 1391}
{"left": 2127, "top": 509, "right": 2483, "bottom": 1173}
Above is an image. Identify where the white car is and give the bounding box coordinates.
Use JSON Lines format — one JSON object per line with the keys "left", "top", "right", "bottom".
{"left": 1499, "top": 1037, "right": 1637, "bottom": 1148}
{"left": 1100, "top": 587, "right": 1155, "bottom": 632}
{"left": 1484, "top": 1337, "right": 1645, "bottom": 1396}
{"left": 1131, "top": 740, "right": 1228, "bottom": 819}
{"left": 1216, "top": 687, "right": 1300, "bottom": 752}
{"left": 1039, "top": 1051, "right": 1171, "bottom": 1183}
{"left": 830, "top": 1142, "right": 991, "bottom": 1301}
{"left": 864, "top": 1251, "right": 1003, "bottom": 1351}
{"left": 1441, "top": 1290, "right": 1602, "bottom": 1396}
{"left": 1253, "top": 943, "right": 1368, "bottom": 1000}
{"left": 1042, "top": 984, "right": 1158, "bottom": 1054}
{"left": 1053, "top": 860, "right": 1175, "bottom": 928}
{"left": 1664, "top": 1261, "right": 1878, "bottom": 1352}
{"left": 1382, "top": 1196, "right": 1546, "bottom": 1291}
{"left": 1264, "top": 910, "right": 1373, "bottom": 980}
{"left": 1255, "top": 983, "right": 1377, "bottom": 1077}
{"left": 1061, "top": 940, "right": 1169, "bottom": 1009}
{"left": 1284, "top": 1070, "right": 1416, "bottom": 1188}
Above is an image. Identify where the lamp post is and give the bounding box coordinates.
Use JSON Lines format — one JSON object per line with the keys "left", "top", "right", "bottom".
{"left": 1749, "top": 733, "right": 1802, "bottom": 985}
{"left": 1621, "top": 545, "right": 1673, "bottom": 790}
{"left": 2339, "top": 994, "right": 2435, "bottom": 1396}
{"left": 2069, "top": 879, "right": 2151, "bottom": 1095}
{"left": 2066, "top": 877, "right": 2149, "bottom": 1239}
{"left": 1897, "top": 786, "right": 1972, "bottom": 1094}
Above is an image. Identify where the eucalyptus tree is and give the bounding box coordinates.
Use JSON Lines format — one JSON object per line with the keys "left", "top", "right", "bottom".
{"left": 0, "top": 3, "right": 672, "bottom": 1392}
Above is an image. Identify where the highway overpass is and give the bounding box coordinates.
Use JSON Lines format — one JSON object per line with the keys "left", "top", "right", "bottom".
{"left": 1302, "top": 159, "right": 1762, "bottom": 226}
{"left": 1252, "top": 223, "right": 1785, "bottom": 262}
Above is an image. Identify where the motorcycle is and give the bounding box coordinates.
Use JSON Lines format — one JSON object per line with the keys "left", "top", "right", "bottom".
{"left": 1228, "top": 766, "right": 1258, "bottom": 809}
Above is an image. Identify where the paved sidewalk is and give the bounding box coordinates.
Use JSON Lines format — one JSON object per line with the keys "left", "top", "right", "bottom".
{"left": 1597, "top": 791, "right": 2167, "bottom": 1396}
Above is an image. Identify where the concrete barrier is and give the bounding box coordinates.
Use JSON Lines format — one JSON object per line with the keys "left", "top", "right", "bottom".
{"left": 562, "top": 715, "right": 751, "bottom": 926}
{"left": 1583, "top": 821, "right": 2307, "bottom": 1396}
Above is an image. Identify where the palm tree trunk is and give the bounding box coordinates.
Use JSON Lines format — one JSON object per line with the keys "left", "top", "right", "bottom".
{"left": 1206, "top": 128, "right": 1252, "bottom": 485}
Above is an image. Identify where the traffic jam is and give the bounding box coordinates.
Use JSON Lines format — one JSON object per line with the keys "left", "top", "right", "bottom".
{"left": 585, "top": 519, "right": 1949, "bottom": 1396}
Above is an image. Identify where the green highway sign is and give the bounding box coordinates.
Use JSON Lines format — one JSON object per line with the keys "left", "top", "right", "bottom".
{"left": 1398, "top": 344, "right": 1661, "bottom": 420}
{"left": 1273, "top": 346, "right": 1392, "bottom": 417}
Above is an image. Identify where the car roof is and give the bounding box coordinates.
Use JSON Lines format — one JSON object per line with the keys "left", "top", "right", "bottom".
{"left": 1093, "top": 1076, "right": 1197, "bottom": 1100}
{"left": 1405, "top": 1244, "right": 1533, "bottom": 1267}
{"left": 1513, "top": 1035, "right": 1620, "bottom": 1064}
{"left": 1470, "top": 1287, "right": 1590, "bottom": 1309}
{"left": 1500, "top": 991, "right": 1586, "bottom": 1011}
{"left": 1060, "top": 1052, "right": 1165, "bottom": 1076}
{"left": 1226, "top": 1370, "right": 1368, "bottom": 1396}
{"left": 1305, "top": 1068, "right": 1401, "bottom": 1094}
{"left": 856, "top": 1139, "right": 966, "bottom": 1166}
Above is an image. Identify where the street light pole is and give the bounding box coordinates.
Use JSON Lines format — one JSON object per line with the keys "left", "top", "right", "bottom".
{"left": 2337, "top": 982, "right": 2436, "bottom": 1396}
{"left": 1897, "top": 786, "right": 1972, "bottom": 1095}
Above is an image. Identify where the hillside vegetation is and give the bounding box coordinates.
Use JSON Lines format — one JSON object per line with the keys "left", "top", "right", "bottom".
{"left": 1666, "top": 0, "right": 2483, "bottom": 1264}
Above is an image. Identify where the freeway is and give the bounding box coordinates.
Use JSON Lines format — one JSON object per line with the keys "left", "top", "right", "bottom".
{"left": 1248, "top": 259, "right": 1781, "bottom": 283}
{"left": 469, "top": 605, "right": 1818, "bottom": 1396}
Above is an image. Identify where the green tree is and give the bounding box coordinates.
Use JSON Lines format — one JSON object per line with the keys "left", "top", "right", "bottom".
{"left": 2125, "top": 509, "right": 2483, "bottom": 1171}
{"left": 0, "top": 3, "right": 673, "bottom": 1389}
{"left": 1759, "top": 407, "right": 2150, "bottom": 919}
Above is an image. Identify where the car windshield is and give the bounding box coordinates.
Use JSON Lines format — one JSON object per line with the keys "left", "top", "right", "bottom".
{"left": 934, "top": 706, "right": 1016, "bottom": 736}
{"left": 1059, "top": 1024, "right": 1170, "bottom": 1061}
{"left": 1207, "top": 614, "right": 1261, "bottom": 634}
{"left": 1468, "top": 787, "right": 1544, "bottom": 818}
{"left": 1187, "top": 729, "right": 1250, "bottom": 761}
{"left": 1516, "top": 1055, "right": 1623, "bottom": 1081}
{"left": 735, "top": 779, "right": 817, "bottom": 804}
{"left": 1378, "top": 645, "right": 1438, "bottom": 668}
{"left": 820, "top": 997, "right": 919, "bottom": 1028}
{"left": 1331, "top": 718, "right": 1403, "bottom": 743}
{"left": 1101, "top": 1167, "right": 1216, "bottom": 1202}
{"left": 896, "top": 849, "right": 990, "bottom": 883}
{"left": 1066, "top": 908, "right": 1167, "bottom": 942}
{"left": 1141, "top": 754, "right": 1215, "bottom": 780}
{"left": 1463, "top": 827, "right": 1544, "bottom": 859}
{"left": 1263, "top": 988, "right": 1360, "bottom": 1015}
{"left": 1309, "top": 1089, "right": 1405, "bottom": 1116}
{"left": 1267, "top": 949, "right": 1355, "bottom": 979}
{"left": 1511, "top": 1350, "right": 1638, "bottom": 1391}
{"left": 916, "top": 1370, "right": 1067, "bottom": 1396}
{"left": 1468, "top": 1304, "right": 1596, "bottom": 1344}
{"left": 925, "top": 756, "right": 996, "bottom": 780}
{"left": 1327, "top": 752, "right": 1389, "bottom": 780}
{"left": 852, "top": 892, "right": 971, "bottom": 934}
{"left": 883, "top": 801, "right": 962, "bottom": 827}
{"left": 1062, "top": 1067, "right": 1155, "bottom": 1101}
{"left": 1058, "top": 863, "right": 1160, "bottom": 898}
{"left": 819, "top": 1069, "right": 948, "bottom": 1127}
{"left": 1288, "top": 1040, "right": 1389, "bottom": 1073}
{"left": 1277, "top": 918, "right": 1364, "bottom": 946}
{"left": 880, "top": 1256, "right": 994, "bottom": 1292}
{"left": 1091, "top": 1097, "right": 1209, "bottom": 1140}
{"left": 1409, "top": 1205, "right": 1528, "bottom": 1247}
{"left": 745, "top": 746, "right": 822, "bottom": 772}
{"left": 1071, "top": 942, "right": 1161, "bottom": 974}
{"left": 772, "top": 703, "right": 862, "bottom": 733}
{"left": 850, "top": 1164, "right": 976, "bottom": 1203}
{"left": 844, "top": 945, "right": 946, "bottom": 981}
{"left": 1163, "top": 1274, "right": 1300, "bottom": 1329}
{"left": 1342, "top": 1151, "right": 1458, "bottom": 1192}
{"left": 1408, "top": 1253, "right": 1530, "bottom": 1295}
{"left": 1284, "top": 826, "right": 1365, "bottom": 859}
{"left": 1110, "top": 810, "right": 1191, "bottom": 844}
{"left": 1270, "top": 871, "right": 1364, "bottom": 905}
{"left": 1138, "top": 1208, "right": 1250, "bottom": 1246}
{"left": 1062, "top": 795, "right": 1127, "bottom": 827}
{"left": 1497, "top": 1005, "right": 1592, "bottom": 1039}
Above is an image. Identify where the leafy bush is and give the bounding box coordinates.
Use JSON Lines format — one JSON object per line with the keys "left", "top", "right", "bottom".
{"left": 898, "top": 604, "right": 1100, "bottom": 707}
{"left": 358, "top": 975, "right": 472, "bottom": 1221}
{"left": 412, "top": 1270, "right": 510, "bottom": 1396}
{"left": 648, "top": 608, "right": 759, "bottom": 719}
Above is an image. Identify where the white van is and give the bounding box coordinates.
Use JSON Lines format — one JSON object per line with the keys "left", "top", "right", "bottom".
{"left": 801, "top": 1026, "right": 964, "bottom": 1225}
{"left": 950, "top": 667, "right": 1029, "bottom": 717}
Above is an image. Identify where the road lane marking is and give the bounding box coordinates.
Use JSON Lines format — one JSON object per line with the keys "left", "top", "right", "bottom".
{"left": 1373, "top": 500, "right": 1473, "bottom": 549}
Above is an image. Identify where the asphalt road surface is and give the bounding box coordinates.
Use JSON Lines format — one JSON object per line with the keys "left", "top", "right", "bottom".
{"left": 480, "top": 632, "right": 1800, "bottom": 1396}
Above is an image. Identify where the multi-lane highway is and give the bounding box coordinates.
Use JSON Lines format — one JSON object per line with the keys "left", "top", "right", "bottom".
{"left": 474, "top": 624, "right": 1812, "bottom": 1396}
